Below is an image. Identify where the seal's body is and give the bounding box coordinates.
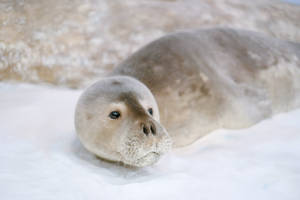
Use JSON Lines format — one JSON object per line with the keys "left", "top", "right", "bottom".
{"left": 112, "top": 28, "right": 300, "bottom": 147}
{"left": 75, "top": 28, "right": 300, "bottom": 166}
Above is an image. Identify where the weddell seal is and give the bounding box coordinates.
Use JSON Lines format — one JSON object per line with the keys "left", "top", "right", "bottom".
{"left": 75, "top": 28, "right": 300, "bottom": 167}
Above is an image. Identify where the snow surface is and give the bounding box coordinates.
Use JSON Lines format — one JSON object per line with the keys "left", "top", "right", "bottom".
{"left": 0, "top": 83, "right": 300, "bottom": 200}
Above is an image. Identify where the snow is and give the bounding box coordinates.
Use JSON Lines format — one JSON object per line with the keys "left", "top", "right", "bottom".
{"left": 0, "top": 83, "right": 299, "bottom": 200}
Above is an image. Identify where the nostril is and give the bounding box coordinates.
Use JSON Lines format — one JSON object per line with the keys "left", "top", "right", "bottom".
{"left": 142, "top": 125, "right": 149, "bottom": 135}
{"left": 141, "top": 122, "right": 156, "bottom": 136}
{"left": 150, "top": 125, "right": 156, "bottom": 135}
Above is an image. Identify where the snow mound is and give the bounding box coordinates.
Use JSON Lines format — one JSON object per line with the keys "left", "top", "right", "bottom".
{"left": 0, "top": 83, "right": 299, "bottom": 200}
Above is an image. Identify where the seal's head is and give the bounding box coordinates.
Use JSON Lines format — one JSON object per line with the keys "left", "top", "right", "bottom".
{"left": 75, "top": 76, "right": 172, "bottom": 167}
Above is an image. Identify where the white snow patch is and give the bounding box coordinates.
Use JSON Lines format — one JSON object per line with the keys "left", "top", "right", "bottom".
{"left": 0, "top": 83, "right": 299, "bottom": 200}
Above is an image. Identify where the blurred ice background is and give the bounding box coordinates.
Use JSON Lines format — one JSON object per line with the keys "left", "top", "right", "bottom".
{"left": 0, "top": 0, "right": 300, "bottom": 199}
{"left": 284, "top": 0, "right": 300, "bottom": 4}
{"left": 0, "top": 0, "right": 300, "bottom": 88}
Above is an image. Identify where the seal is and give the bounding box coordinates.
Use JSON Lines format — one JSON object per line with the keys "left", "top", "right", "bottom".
{"left": 75, "top": 27, "right": 300, "bottom": 167}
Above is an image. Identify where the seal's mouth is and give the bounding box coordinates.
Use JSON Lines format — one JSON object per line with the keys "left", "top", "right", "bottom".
{"left": 120, "top": 132, "right": 172, "bottom": 167}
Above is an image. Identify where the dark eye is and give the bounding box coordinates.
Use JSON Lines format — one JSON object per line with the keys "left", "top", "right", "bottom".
{"left": 148, "top": 108, "right": 153, "bottom": 116}
{"left": 109, "top": 111, "right": 121, "bottom": 119}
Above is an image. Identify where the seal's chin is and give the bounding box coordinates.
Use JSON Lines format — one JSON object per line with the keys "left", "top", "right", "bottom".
{"left": 135, "top": 152, "right": 161, "bottom": 167}
{"left": 123, "top": 152, "right": 161, "bottom": 167}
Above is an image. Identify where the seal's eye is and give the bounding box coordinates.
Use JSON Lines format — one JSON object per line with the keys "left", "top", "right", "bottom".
{"left": 148, "top": 108, "right": 153, "bottom": 116}
{"left": 109, "top": 111, "right": 121, "bottom": 119}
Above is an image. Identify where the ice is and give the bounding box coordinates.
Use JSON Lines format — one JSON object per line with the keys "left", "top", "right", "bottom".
{"left": 0, "top": 83, "right": 299, "bottom": 199}
{"left": 0, "top": 0, "right": 300, "bottom": 88}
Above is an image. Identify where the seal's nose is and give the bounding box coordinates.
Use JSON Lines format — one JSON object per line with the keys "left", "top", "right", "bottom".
{"left": 141, "top": 121, "right": 156, "bottom": 135}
